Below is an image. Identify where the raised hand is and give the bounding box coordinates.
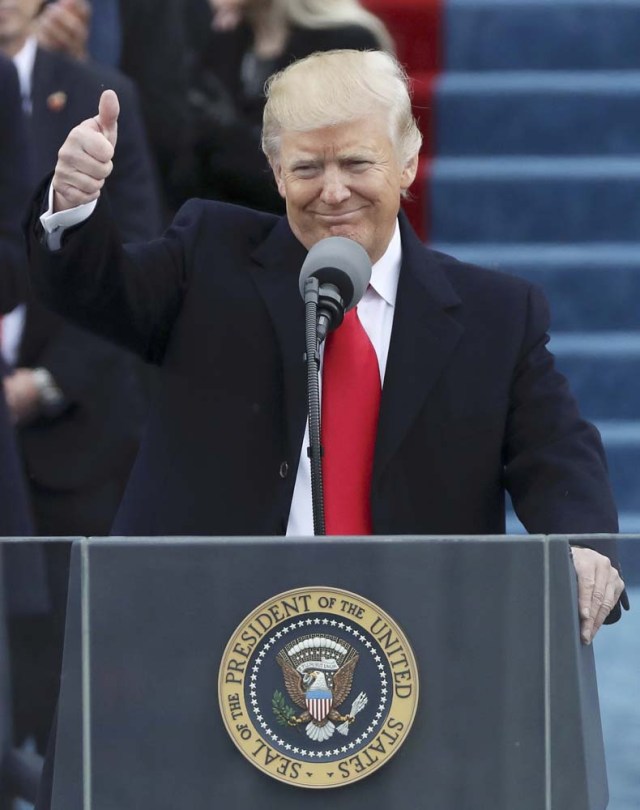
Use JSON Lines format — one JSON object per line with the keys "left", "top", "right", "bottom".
{"left": 52, "top": 89, "right": 119, "bottom": 213}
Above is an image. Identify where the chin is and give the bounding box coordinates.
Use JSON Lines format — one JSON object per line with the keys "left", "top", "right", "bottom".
{"left": 327, "top": 224, "right": 363, "bottom": 242}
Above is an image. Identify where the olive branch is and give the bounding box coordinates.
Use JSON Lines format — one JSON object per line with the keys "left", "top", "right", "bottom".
{"left": 272, "top": 690, "right": 297, "bottom": 727}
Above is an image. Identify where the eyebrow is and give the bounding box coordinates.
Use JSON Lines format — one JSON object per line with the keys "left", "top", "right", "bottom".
{"left": 289, "top": 151, "right": 375, "bottom": 170}
{"left": 290, "top": 158, "right": 321, "bottom": 170}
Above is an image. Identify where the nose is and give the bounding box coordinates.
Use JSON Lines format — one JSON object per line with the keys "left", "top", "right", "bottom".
{"left": 320, "top": 166, "right": 351, "bottom": 206}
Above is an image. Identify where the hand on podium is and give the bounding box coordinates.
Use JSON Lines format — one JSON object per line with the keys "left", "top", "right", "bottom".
{"left": 571, "top": 546, "right": 625, "bottom": 644}
{"left": 52, "top": 89, "right": 119, "bottom": 213}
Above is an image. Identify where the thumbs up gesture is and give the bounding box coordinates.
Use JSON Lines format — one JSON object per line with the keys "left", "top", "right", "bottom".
{"left": 52, "top": 89, "right": 119, "bottom": 212}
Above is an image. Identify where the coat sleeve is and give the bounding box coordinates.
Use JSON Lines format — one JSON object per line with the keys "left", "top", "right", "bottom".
{"left": 503, "top": 283, "right": 628, "bottom": 621}
{"left": 26, "top": 183, "right": 203, "bottom": 364}
{"left": 504, "top": 284, "right": 617, "bottom": 533}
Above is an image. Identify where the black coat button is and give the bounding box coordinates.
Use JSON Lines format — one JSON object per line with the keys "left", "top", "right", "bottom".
{"left": 279, "top": 461, "right": 289, "bottom": 479}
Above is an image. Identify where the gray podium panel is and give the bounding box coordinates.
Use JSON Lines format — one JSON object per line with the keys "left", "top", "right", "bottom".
{"left": 52, "top": 536, "right": 606, "bottom": 810}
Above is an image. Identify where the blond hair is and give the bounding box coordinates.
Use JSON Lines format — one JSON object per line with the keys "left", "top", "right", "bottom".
{"left": 277, "top": 0, "right": 395, "bottom": 53}
{"left": 262, "top": 49, "right": 423, "bottom": 166}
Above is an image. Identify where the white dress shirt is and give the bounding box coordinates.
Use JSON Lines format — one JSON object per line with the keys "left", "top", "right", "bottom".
{"left": 12, "top": 35, "right": 36, "bottom": 109}
{"left": 286, "top": 221, "right": 402, "bottom": 536}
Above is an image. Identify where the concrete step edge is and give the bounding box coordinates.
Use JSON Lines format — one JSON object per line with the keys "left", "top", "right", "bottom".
{"left": 549, "top": 333, "right": 640, "bottom": 356}
{"left": 432, "top": 156, "right": 640, "bottom": 178}
{"left": 596, "top": 421, "right": 640, "bottom": 445}
{"left": 438, "top": 70, "right": 640, "bottom": 92}
{"left": 449, "top": 0, "right": 640, "bottom": 8}
{"left": 429, "top": 243, "right": 640, "bottom": 267}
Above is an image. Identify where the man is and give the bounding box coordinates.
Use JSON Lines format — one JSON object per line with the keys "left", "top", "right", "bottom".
{"left": 27, "top": 50, "right": 626, "bottom": 647}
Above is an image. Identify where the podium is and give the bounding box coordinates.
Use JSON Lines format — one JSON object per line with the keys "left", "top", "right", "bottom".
{"left": 52, "top": 536, "right": 608, "bottom": 809}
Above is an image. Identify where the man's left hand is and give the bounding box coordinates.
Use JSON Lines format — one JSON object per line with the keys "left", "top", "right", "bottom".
{"left": 571, "top": 546, "right": 625, "bottom": 645}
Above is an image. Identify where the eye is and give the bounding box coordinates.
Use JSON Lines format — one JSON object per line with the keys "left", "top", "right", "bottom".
{"left": 293, "top": 163, "right": 320, "bottom": 178}
{"left": 346, "top": 159, "right": 372, "bottom": 173}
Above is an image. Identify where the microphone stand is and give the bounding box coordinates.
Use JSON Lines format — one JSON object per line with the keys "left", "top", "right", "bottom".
{"left": 303, "top": 276, "right": 325, "bottom": 535}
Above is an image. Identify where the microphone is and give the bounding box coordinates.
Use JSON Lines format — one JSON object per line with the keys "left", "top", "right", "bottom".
{"left": 299, "top": 236, "right": 372, "bottom": 342}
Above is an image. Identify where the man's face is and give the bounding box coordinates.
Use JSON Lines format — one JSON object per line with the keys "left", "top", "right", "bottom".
{"left": 0, "top": 0, "right": 43, "bottom": 54}
{"left": 272, "top": 116, "right": 418, "bottom": 264}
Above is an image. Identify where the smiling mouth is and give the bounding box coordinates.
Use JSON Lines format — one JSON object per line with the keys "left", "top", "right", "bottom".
{"left": 314, "top": 209, "right": 363, "bottom": 222}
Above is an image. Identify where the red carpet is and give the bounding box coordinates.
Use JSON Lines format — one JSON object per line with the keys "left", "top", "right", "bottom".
{"left": 362, "top": 0, "right": 442, "bottom": 239}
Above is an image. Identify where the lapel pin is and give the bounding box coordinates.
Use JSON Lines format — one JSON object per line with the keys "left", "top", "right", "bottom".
{"left": 47, "top": 91, "right": 67, "bottom": 112}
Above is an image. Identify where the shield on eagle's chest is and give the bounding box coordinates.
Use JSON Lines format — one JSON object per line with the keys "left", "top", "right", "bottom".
{"left": 305, "top": 688, "right": 333, "bottom": 722}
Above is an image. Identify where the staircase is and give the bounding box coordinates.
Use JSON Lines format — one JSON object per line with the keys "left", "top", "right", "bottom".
{"left": 429, "top": 0, "right": 640, "bottom": 532}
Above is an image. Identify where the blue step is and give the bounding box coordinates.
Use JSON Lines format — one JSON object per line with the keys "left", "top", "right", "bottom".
{"left": 550, "top": 333, "right": 640, "bottom": 421}
{"left": 430, "top": 158, "right": 640, "bottom": 243}
{"left": 429, "top": 244, "right": 640, "bottom": 332}
{"left": 618, "top": 535, "right": 640, "bottom": 586}
{"left": 446, "top": 0, "right": 640, "bottom": 72}
{"left": 597, "top": 421, "right": 640, "bottom": 514}
{"left": 436, "top": 72, "right": 640, "bottom": 156}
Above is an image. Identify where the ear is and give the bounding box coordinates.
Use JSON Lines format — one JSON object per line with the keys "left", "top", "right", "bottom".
{"left": 400, "top": 152, "right": 419, "bottom": 192}
{"left": 270, "top": 159, "right": 287, "bottom": 199}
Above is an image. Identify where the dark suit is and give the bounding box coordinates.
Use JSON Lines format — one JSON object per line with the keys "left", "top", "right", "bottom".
{"left": 0, "top": 55, "right": 30, "bottom": 315}
{"left": 0, "top": 54, "right": 41, "bottom": 810}
{"left": 6, "top": 47, "right": 157, "bottom": 755}
{"left": 0, "top": 54, "right": 33, "bottom": 536}
{"left": 17, "top": 46, "right": 158, "bottom": 536}
{"left": 27, "top": 194, "right": 619, "bottom": 539}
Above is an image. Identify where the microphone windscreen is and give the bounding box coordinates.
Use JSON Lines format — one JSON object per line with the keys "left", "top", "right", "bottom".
{"left": 299, "top": 237, "right": 372, "bottom": 311}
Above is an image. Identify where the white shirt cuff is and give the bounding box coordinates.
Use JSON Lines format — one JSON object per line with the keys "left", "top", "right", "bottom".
{"left": 39, "top": 184, "right": 98, "bottom": 250}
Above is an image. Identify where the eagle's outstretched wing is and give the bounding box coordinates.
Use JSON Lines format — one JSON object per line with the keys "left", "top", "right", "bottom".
{"left": 276, "top": 655, "right": 307, "bottom": 709}
{"left": 332, "top": 653, "right": 359, "bottom": 707}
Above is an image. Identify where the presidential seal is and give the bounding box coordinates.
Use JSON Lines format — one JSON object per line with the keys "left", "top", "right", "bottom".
{"left": 218, "top": 587, "right": 419, "bottom": 788}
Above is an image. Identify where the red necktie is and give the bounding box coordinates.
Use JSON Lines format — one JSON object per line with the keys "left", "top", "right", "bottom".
{"left": 321, "top": 307, "right": 381, "bottom": 535}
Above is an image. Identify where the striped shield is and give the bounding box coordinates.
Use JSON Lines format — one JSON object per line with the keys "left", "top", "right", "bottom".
{"left": 305, "top": 688, "right": 333, "bottom": 722}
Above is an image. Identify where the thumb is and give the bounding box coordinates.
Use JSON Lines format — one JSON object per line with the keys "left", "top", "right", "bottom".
{"left": 96, "top": 89, "right": 119, "bottom": 147}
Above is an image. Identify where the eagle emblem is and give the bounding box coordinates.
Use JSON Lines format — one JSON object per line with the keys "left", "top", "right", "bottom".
{"left": 274, "top": 635, "right": 368, "bottom": 742}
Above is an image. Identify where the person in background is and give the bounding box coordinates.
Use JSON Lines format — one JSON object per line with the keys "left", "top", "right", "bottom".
{"left": 0, "top": 52, "right": 42, "bottom": 810}
{"left": 0, "top": 53, "right": 33, "bottom": 538}
{"left": 35, "top": 0, "right": 190, "bottom": 216}
{"left": 184, "top": 0, "right": 395, "bottom": 212}
{"left": 0, "top": 0, "right": 158, "bottom": 755}
{"left": 0, "top": 0, "right": 157, "bottom": 540}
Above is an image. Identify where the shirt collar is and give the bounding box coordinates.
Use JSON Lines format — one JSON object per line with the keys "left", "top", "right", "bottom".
{"left": 12, "top": 36, "right": 37, "bottom": 102}
{"left": 369, "top": 219, "right": 402, "bottom": 308}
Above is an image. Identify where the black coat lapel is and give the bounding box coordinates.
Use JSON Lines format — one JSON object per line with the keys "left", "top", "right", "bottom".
{"left": 249, "top": 217, "right": 309, "bottom": 461}
{"left": 249, "top": 213, "right": 464, "bottom": 478}
{"left": 373, "top": 216, "right": 464, "bottom": 481}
